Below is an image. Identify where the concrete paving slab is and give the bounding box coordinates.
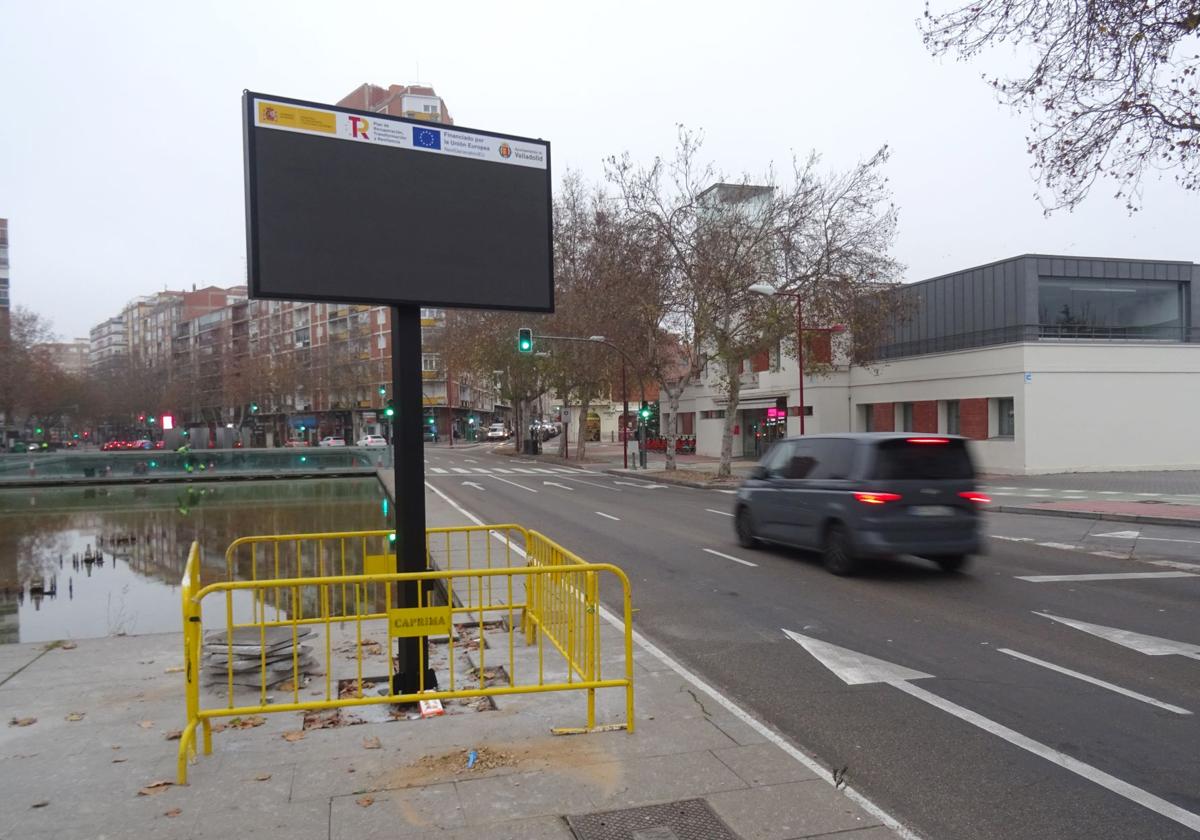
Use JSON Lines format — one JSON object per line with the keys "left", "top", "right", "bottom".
{"left": 402, "top": 814, "right": 574, "bottom": 840}
{"left": 706, "top": 780, "right": 882, "bottom": 840}
{"left": 455, "top": 768, "right": 598, "bottom": 824}
{"left": 582, "top": 750, "right": 747, "bottom": 809}
{"left": 329, "top": 782, "right": 464, "bottom": 838}
{"left": 189, "top": 796, "right": 331, "bottom": 839}
{"left": 713, "top": 742, "right": 823, "bottom": 787}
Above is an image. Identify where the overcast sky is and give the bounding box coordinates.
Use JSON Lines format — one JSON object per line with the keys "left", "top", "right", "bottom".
{"left": 1, "top": 1, "right": 1195, "bottom": 340}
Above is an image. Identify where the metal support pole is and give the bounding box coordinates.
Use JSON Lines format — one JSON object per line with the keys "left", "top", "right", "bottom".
{"left": 622, "top": 361, "right": 628, "bottom": 469}
{"left": 447, "top": 363, "right": 454, "bottom": 448}
{"left": 797, "top": 296, "right": 806, "bottom": 436}
{"left": 391, "top": 305, "right": 428, "bottom": 695}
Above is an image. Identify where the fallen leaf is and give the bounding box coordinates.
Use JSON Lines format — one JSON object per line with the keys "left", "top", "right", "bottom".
{"left": 210, "top": 722, "right": 228, "bottom": 733}
{"left": 163, "top": 666, "right": 184, "bottom": 674}
{"left": 253, "top": 773, "right": 272, "bottom": 782}
{"left": 356, "top": 796, "right": 374, "bottom": 808}
{"left": 164, "top": 730, "right": 182, "bottom": 741}
{"left": 65, "top": 712, "right": 85, "bottom": 722}
{"left": 278, "top": 679, "right": 297, "bottom": 692}
{"left": 137, "top": 720, "right": 154, "bottom": 730}
{"left": 282, "top": 730, "right": 306, "bottom": 742}
{"left": 228, "top": 716, "right": 266, "bottom": 729}
{"left": 137, "top": 781, "right": 173, "bottom": 796}
{"left": 60, "top": 641, "right": 77, "bottom": 650}
{"left": 31, "top": 801, "right": 49, "bottom": 809}
{"left": 111, "top": 745, "right": 122, "bottom": 750}
{"left": 112, "top": 758, "right": 127, "bottom": 764}
{"left": 9, "top": 717, "right": 36, "bottom": 727}
{"left": 164, "top": 808, "right": 182, "bottom": 818}
{"left": 362, "top": 736, "right": 381, "bottom": 750}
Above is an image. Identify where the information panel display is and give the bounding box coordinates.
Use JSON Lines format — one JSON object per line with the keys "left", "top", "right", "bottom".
{"left": 243, "top": 92, "right": 553, "bottom": 311}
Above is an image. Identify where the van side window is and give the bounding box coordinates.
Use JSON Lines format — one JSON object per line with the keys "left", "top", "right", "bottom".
{"left": 762, "top": 442, "right": 793, "bottom": 477}
{"left": 810, "top": 439, "right": 855, "bottom": 479}
{"left": 786, "top": 442, "right": 819, "bottom": 479}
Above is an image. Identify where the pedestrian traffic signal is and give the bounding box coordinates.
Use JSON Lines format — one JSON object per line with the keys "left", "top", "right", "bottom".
{"left": 384, "top": 400, "right": 396, "bottom": 418}
{"left": 639, "top": 402, "right": 651, "bottom": 420}
{"left": 250, "top": 402, "right": 259, "bottom": 413}
{"left": 517, "top": 328, "right": 533, "bottom": 353}
{"left": 378, "top": 385, "right": 386, "bottom": 396}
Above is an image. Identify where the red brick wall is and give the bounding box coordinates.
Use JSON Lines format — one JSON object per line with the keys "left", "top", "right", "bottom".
{"left": 750, "top": 351, "right": 770, "bottom": 372}
{"left": 871, "top": 402, "right": 894, "bottom": 432}
{"left": 913, "top": 400, "right": 938, "bottom": 433}
{"left": 960, "top": 398, "right": 989, "bottom": 440}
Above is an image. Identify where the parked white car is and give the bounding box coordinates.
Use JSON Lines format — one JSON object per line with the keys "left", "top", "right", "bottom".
{"left": 318, "top": 436, "right": 346, "bottom": 447}
{"left": 356, "top": 434, "right": 388, "bottom": 447}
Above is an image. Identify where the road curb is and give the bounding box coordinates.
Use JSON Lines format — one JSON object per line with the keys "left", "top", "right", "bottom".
{"left": 992, "top": 504, "right": 1200, "bottom": 529}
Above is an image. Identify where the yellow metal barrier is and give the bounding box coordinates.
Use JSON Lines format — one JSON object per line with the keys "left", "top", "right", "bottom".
{"left": 178, "top": 526, "right": 634, "bottom": 784}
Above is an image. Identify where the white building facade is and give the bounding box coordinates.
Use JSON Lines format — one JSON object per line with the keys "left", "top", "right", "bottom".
{"left": 675, "top": 255, "right": 1200, "bottom": 475}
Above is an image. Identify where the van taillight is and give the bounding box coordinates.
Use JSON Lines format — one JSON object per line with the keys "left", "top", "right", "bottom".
{"left": 854, "top": 492, "right": 902, "bottom": 505}
{"left": 958, "top": 491, "right": 991, "bottom": 504}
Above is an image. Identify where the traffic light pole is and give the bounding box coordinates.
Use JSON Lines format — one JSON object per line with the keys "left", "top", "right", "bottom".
{"left": 391, "top": 305, "right": 429, "bottom": 695}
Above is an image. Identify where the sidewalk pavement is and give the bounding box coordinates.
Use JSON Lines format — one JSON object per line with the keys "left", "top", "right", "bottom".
{"left": 0, "top": 484, "right": 905, "bottom": 840}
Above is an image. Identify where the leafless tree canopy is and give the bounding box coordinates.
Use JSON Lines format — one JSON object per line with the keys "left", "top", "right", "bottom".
{"left": 922, "top": 0, "right": 1200, "bottom": 211}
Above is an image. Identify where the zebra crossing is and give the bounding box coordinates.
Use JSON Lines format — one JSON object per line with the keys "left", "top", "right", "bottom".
{"left": 427, "top": 465, "right": 592, "bottom": 477}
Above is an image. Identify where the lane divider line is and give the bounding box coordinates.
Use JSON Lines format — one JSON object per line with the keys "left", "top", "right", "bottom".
{"left": 705, "top": 509, "right": 735, "bottom": 517}
{"left": 489, "top": 475, "right": 538, "bottom": 493}
{"left": 1016, "top": 571, "right": 1197, "bottom": 583}
{"left": 997, "top": 648, "right": 1191, "bottom": 715}
{"left": 702, "top": 548, "right": 757, "bottom": 567}
{"left": 595, "top": 511, "right": 620, "bottom": 521}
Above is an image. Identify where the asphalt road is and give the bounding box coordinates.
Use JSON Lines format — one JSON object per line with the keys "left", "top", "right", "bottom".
{"left": 424, "top": 443, "right": 1200, "bottom": 840}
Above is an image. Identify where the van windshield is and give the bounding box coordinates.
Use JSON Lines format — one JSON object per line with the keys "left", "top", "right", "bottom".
{"left": 869, "top": 438, "right": 974, "bottom": 480}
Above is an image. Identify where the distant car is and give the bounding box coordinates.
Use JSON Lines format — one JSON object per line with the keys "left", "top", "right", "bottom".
{"left": 422, "top": 427, "right": 439, "bottom": 443}
{"left": 284, "top": 439, "right": 310, "bottom": 447}
{"left": 734, "top": 433, "right": 986, "bottom": 576}
{"left": 318, "top": 436, "right": 346, "bottom": 447}
{"left": 357, "top": 434, "right": 388, "bottom": 447}
{"left": 134, "top": 439, "right": 154, "bottom": 450}
{"left": 486, "top": 423, "right": 508, "bottom": 440}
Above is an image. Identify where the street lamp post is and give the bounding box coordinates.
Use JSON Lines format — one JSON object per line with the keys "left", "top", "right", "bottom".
{"left": 749, "top": 283, "right": 845, "bottom": 436}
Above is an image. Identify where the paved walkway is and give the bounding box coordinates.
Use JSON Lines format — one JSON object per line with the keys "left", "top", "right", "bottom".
{"left": 0, "top": 485, "right": 904, "bottom": 840}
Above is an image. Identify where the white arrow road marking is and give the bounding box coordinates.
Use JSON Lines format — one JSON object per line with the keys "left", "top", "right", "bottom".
{"left": 1096, "top": 530, "right": 1200, "bottom": 546}
{"left": 614, "top": 481, "right": 667, "bottom": 489}
{"left": 489, "top": 475, "right": 537, "bottom": 493}
{"left": 595, "top": 511, "right": 620, "bottom": 521}
{"left": 461, "top": 481, "right": 485, "bottom": 491}
{"left": 543, "top": 481, "right": 573, "bottom": 491}
{"left": 783, "top": 630, "right": 1200, "bottom": 832}
{"left": 997, "top": 648, "right": 1191, "bottom": 715}
{"left": 702, "top": 548, "right": 757, "bottom": 568}
{"left": 1035, "top": 613, "right": 1200, "bottom": 659}
{"left": 1017, "top": 571, "right": 1197, "bottom": 582}
{"left": 706, "top": 508, "right": 735, "bottom": 517}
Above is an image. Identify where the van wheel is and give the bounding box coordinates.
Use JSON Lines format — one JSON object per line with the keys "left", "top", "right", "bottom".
{"left": 822, "top": 524, "right": 860, "bottom": 576}
{"left": 735, "top": 507, "right": 760, "bottom": 549}
{"left": 932, "top": 554, "right": 969, "bottom": 573}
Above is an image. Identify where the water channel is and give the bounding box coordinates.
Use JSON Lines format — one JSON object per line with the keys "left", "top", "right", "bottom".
{"left": 0, "top": 477, "right": 393, "bottom": 644}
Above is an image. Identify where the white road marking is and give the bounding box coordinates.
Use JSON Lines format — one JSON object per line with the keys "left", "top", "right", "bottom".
{"left": 1027, "top": 488, "right": 1051, "bottom": 492}
{"left": 452, "top": 468, "right": 471, "bottom": 474}
{"left": 431, "top": 467, "right": 448, "bottom": 474}
{"left": 473, "top": 468, "right": 492, "bottom": 474}
{"left": 1018, "top": 571, "right": 1197, "bottom": 582}
{"left": 706, "top": 508, "right": 735, "bottom": 517}
{"left": 552, "top": 475, "right": 620, "bottom": 491}
{"left": 1096, "top": 530, "right": 1200, "bottom": 546}
{"left": 997, "top": 648, "right": 1191, "bottom": 715}
{"left": 494, "top": 468, "right": 513, "bottom": 474}
{"left": 1097, "top": 491, "right": 1122, "bottom": 495}
{"left": 1135, "top": 493, "right": 1162, "bottom": 497}
{"left": 1090, "top": 551, "right": 1129, "bottom": 559}
{"left": 531, "top": 468, "right": 557, "bottom": 474}
{"left": 1148, "top": 559, "right": 1200, "bottom": 572}
{"left": 1035, "top": 612, "right": 1200, "bottom": 659}
{"left": 784, "top": 629, "right": 1200, "bottom": 833}
{"left": 1035, "top": 542, "right": 1079, "bottom": 550}
{"left": 543, "top": 481, "right": 573, "bottom": 491}
{"left": 489, "top": 475, "right": 538, "bottom": 493}
{"left": 464, "top": 458, "right": 478, "bottom": 464}
{"left": 702, "top": 548, "right": 757, "bottom": 567}
{"left": 713, "top": 489, "right": 737, "bottom": 495}
{"left": 512, "top": 468, "right": 536, "bottom": 474}
{"left": 461, "top": 481, "right": 485, "bottom": 491}
{"left": 595, "top": 511, "right": 620, "bottom": 521}
{"left": 991, "top": 535, "right": 1035, "bottom": 542}
{"left": 420, "top": 482, "right": 920, "bottom": 840}
{"left": 614, "top": 481, "right": 667, "bottom": 489}
{"left": 988, "top": 486, "right": 1018, "bottom": 491}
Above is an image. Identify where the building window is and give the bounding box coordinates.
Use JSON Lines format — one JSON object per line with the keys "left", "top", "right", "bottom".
{"left": 945, "top": 400, "right": 960, "bottom": 435}
{"left": 422, "top": 354, "right": 440, "bottom": 372}
{"left": 700, "top": 409, "right": 725, "bottom": 420}
{"left": 996, "top": 397, "right": 1015, "bottom": 437}
{"left": 1038, "top": 278, "right": 1186, "bottom": 340}
{"left": 900, "top": 402, "right": 914, "bottom": 432}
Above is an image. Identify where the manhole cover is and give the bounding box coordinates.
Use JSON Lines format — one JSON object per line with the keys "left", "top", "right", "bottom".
{"left": 566, "top": 799, "right": 740, "bottom": 840}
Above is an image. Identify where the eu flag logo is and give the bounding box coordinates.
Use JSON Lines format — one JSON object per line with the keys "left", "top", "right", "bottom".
{"left": 413, "top": 128, "right": 441, "bottom": 150}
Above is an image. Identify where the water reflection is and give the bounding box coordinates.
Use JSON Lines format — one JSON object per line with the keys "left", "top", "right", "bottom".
{"left": 0, "top": 478, "right": 393, "bottom": 644}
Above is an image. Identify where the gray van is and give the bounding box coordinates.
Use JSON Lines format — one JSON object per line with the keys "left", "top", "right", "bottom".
{"left": 733, "top": 433, "right": 987, "bottom": 575}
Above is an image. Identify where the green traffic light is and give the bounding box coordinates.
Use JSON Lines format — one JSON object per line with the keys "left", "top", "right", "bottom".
{"left": 73, "top": 433, "right": 80, "bottom": 439}
{"left": 35, "top": 427, "right": 43, "bottom": 435}
{"left": 148, "top": 416, "right": 156, "bottom": 424}
{"left": 517, "top": 327, "right": 533, "bottom": 353}
{"left": 388, "top": 532, "right": 396, "bottom": 543}
{"left": 299, "top": 455, "right": 307, "bottom": 463}
{"left": 378, "top": 386, "right": 386, "bottom": 396}
{"left": 149, "top": 460, "right": 158, "bottom": 468}
{"left": 250, "top": 403, "right": 259, "bottom": 413}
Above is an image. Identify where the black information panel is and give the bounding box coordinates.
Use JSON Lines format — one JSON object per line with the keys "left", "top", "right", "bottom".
{"left": 243, "top": 91, "right": 553, "bottom": 311}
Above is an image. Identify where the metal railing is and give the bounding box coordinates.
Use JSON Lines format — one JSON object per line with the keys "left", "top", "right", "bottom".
{"left": 876, "top": 324, "right": 1200, "bottom": 360}
{"left": 177, "top": 526, "right": 634, "bottom": 784}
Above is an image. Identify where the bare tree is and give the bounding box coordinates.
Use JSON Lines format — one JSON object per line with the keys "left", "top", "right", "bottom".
{"left": 922, "top": 0, "right": 1200, "bottom": 210}
{"left": 0, "top": 307, "right": 56, "bottom": 435}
